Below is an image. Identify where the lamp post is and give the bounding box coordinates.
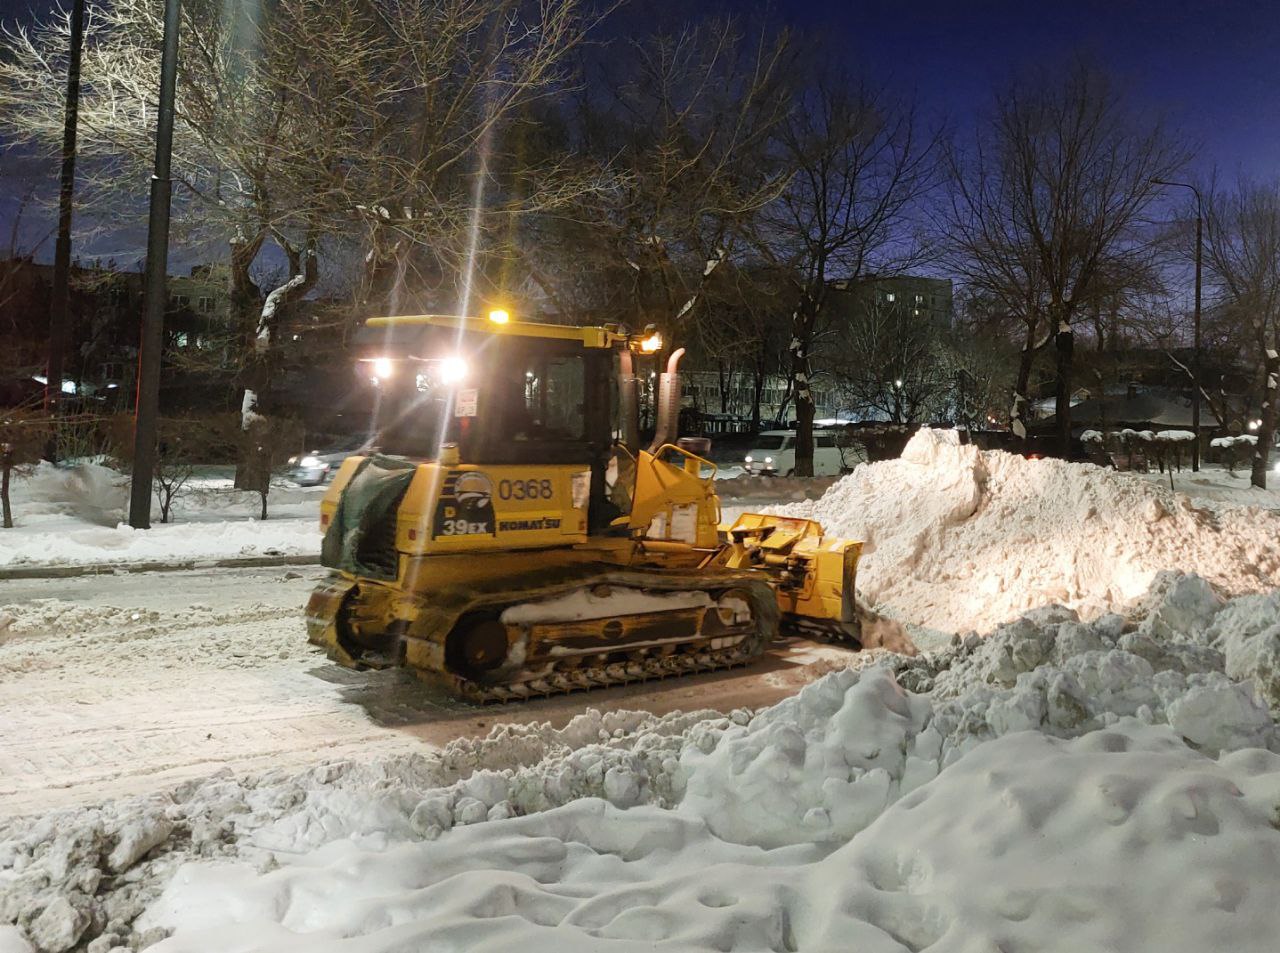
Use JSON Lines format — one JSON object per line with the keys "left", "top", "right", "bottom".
{"left": 1152, "top": 178, "right": 1203, "bottom": 472}
{"left": 128, "top": 0, "right": 182, "bottom": 528}
{"left": 44, "top": 0, "right": 87, "bottom": 462}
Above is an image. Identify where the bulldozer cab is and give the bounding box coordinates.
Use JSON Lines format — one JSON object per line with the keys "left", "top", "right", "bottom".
{"left": 353, "top": 314, "right": 645, "bottom": 534}
{"left": 360, "top": 319, "right": 615, "bottom": 468}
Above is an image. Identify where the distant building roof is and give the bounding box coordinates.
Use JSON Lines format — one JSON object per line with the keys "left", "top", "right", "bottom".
{"left": 1042, "top": 391, "right": 1219, "bottom": 430}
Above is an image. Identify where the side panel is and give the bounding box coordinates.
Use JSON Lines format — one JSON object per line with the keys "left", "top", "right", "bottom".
{"left": 396, "top": 462, "right": 590, "bottom": 554}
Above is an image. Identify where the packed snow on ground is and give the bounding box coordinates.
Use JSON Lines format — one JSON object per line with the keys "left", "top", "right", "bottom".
{"left": 1137, "top": 462, "right": 1280, "bottom": 508}
{"left": 3, "top": 572, "right": 1280, "bottom": 951}
{"left": 768, "top": 428, "right": 1280, "bottom": 639}
{"left": 0, "top": 463, "right": 323, "bottom": 569}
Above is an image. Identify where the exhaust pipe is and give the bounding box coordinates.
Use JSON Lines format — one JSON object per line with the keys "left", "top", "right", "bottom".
{"left": 648, "top": 347, "right": 685, "bottom": 452}
{"left": 617, "top": 350, "right": 641, "bottom": 454}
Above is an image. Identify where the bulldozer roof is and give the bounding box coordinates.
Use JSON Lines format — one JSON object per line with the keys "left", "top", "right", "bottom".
{"left": 364, "top": 313, "right": 630, "bottom": 350}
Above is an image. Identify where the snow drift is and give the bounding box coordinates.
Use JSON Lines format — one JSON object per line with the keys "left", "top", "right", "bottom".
{"left": 769, "top": 428, "right": 1280, "bottom": 635}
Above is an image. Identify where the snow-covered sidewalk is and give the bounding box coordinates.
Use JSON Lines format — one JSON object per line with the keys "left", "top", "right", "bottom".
{"left": 1, "top": 463, "right": 323, "bottom": 570}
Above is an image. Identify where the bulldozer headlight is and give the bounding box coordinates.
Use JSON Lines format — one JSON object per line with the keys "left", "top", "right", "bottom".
{"left": 299, "top": 455, "right": 322, "bottom": 468}
{"left": 639, "top": 332, "right": 663, "bottom": 353}
{"left": 371, "top": 357, "right": 394, "bottom": 380}
{"left": 439, "top": 356, "right": 469, "bottom": 385}
{"left": 488, "top": 309, "right": 509, "bottom": 324}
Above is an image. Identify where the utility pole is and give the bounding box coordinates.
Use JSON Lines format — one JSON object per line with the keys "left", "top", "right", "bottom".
{"left": 44, "top": 0, "right": 87, "bottom": 461}
{"left": 128, "top": 0, "right": 181, "bottom": 529}
{"left": 1152, "top": 178, "right": 1204, "bottom": 472}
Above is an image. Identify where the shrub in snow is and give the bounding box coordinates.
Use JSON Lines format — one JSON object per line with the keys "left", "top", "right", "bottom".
{"left": 1211, "top": 434, "right": 1258, "bottom": 474}
{"left": 108, "top": 415, "right": 236, "bottom": 524}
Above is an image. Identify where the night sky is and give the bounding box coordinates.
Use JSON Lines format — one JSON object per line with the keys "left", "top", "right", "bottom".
{"left": 1, "top": 0, "right": 1276, "bottom": 262}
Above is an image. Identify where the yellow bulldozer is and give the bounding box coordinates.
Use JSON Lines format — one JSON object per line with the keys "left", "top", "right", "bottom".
{"left": 306, "top": 311, "right": 904, "bottom": 702}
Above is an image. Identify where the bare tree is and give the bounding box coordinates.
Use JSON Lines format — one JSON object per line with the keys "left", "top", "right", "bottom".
{"left": 686, "top": 262, "right": 793, "bottom": 430}
{"left": 757, "top": 67, "right": 938, "bottom": 474}
{"left": 1203, "top": 179, "right": 1280, "bottom": 488}
{"left": 0, "top": 0, "right": 601, "bottom": 456}
{"left": 944, "top": 61, "right": 1188, "bottom": 450}
{"left": 519, "top": 16, "right": 794, "bottom": 340}
{"left": 829, "top": 295, "right": 948, "bottom": 424}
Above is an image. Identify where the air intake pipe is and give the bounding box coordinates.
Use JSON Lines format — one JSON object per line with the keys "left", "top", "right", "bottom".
{"left": 617, "top": 349, "right": 641, "bottom": 454}
{"left": 648, "top": 347, "right": 685, "bottom": 453}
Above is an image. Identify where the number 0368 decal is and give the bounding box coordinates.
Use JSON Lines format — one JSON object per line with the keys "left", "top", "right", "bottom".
{"left": 498, "top": 478, "right": 553, "bottom": 501}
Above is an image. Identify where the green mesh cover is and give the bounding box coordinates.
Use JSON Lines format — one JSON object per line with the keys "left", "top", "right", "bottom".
{"left": 320, "top": 455, "right": 418, "bottom": 579}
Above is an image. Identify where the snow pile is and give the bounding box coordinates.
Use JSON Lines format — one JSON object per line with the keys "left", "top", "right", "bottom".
{"left": 6, "top": 573, "right": 1280, "bottom": 952}
{"left": 11, "top": 462, "right": 128, "bottom": 527}
{"left": 767, "top": 428, "right": 1280, "bottom": 634}
{"left": 1156, "top": 429, "right": 1196, "bottom": 442}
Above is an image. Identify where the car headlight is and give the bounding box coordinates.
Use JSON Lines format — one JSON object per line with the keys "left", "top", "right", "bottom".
{"left": 300, "top": 455, "right": 323, "bottom": 468}
{"left": 764, "top": 456, "right": 774, "bottom": 465}
{"left": 288, "top": 455, "right": 298, "bottom": 465}
{"left": 745, "top": 455, "right": 753, "bottom": 464}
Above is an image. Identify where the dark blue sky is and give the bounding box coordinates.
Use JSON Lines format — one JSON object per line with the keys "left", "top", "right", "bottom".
{"left": 1, "top": 0, "right": 1276, "bottom": 262}
{"left": 778, "top": 0, "right": 1278, "bottom": 177}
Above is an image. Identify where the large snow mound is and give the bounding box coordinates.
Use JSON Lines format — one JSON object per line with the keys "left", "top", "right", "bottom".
{"left": 768, "top": 428, "right": 1280, "bottom": 634}
{"left": 6, "top": 572, "right": 1280, "bottom": 952}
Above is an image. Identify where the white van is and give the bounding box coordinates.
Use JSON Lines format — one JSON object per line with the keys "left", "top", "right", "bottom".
{"left": 743, "top": 429, "right": 855, "bottom": 476}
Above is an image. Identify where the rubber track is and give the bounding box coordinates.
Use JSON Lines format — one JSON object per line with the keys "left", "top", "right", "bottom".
{"left": 444, "top": 638, "right": 763, "bottom": 704}
{"left": 423, "top": 569, "right": 781, "bottom": 705}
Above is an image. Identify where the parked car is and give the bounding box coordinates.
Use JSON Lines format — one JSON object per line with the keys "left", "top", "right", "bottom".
{"left": 742, "top": 429, "right": 853, "bottom": 476}
{"left": 287, "top": 438, "right": 369, "bottom": 486}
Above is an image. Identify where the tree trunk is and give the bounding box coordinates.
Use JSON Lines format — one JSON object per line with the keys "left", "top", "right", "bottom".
{"left": 235, "top": 238, "right": 317, "bottom": 487}
{"left": 1250, "top": 349, "right": 1279, "bottom": 489}
{"left": 1011, "top": 322, "right": 1037, "bottom": 442}
{"left": 230, "top": 233, "right": 265, "bottom": 489}
{"left": 259, "top": 489, "right": 269, "bottom": 521}
{"left": 1055, "top": 322, "right": 1075, "bottom": 457}
{"left": 791, "top": 302, "right": 816, "bottom": 477}
{"left": 750, "top": 352, "right": 766, "bottom": 434}
{"left": 1, "top": 450, "right": 12, "bottom": 529}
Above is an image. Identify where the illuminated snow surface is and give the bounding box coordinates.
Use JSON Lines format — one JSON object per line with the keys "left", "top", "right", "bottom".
{"left": 769, "top": 428, "right": 1280, "bottom": 638}
{"left": 2, "top": 430, "right": 1280, "bottom": 952}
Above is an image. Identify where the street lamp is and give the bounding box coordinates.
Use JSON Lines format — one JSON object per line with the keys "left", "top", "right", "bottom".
{"left": 128, "top": 0, "right": 182, "bottom": 528}
{"left": 1152, "top": 178, "right": 1203, "bottom": 472}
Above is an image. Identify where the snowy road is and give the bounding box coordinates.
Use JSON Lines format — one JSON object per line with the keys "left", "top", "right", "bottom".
{"left": 0, "top": 567, "right": 857, "bottom": 816}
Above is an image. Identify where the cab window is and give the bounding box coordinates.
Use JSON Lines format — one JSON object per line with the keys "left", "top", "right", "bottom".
{"left": 520, "top": 353, "right": 585, "bottom": 440}
{"left": 815, "top": 433, "right": 836, "bottom": 449}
